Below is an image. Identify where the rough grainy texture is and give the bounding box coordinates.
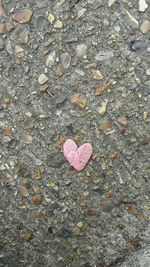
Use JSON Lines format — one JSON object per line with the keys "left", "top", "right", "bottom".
{"left": 0, "top": 0, "right": 150, "bottom": 266}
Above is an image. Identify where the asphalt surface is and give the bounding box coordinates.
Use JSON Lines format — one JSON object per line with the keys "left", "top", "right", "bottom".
{"left": 0, "top": 0, "right": 150, "bottom": 266}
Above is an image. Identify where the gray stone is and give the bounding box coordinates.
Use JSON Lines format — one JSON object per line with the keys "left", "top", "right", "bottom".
{"left": 47, "top": 152, "right": 66, "bottom": 168}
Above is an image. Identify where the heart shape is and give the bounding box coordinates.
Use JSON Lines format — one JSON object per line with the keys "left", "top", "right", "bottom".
{"left": 63, "top": 139, "right": 93, "bottom": 171}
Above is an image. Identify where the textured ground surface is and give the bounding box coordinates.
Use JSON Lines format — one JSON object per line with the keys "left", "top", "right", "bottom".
{"left": 0, "top": 0, "right": 150, "bottom": 266}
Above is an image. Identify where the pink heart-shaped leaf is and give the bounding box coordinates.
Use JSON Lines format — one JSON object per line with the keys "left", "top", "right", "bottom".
{"left": 63, "top": 139, "right": 93, "bottom": 171}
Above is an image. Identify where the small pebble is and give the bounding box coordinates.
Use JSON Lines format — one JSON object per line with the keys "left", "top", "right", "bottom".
{"left": 5, "top": 23, "right": 14, "bottom": 32}
{"left": 44, "top": 38, "right": 54, "bottom": 47}
{"left": 38, "top": 74, "right": 49, "bottom": 84}
{"left": 97, "top": 101, "right": 108, "bottom": 116}
{"left": 75, "top": 69, "right": 85, "bottom": 76}
{"left": 13, "top": 9, "right": 33, "bottom": 24}
{"left": 100, "top": 120, "right": 112, "bottom": 131}
{"left": 19, "top": 31, "right": 29, "bottom": 44}
{"left": 3, "top": 127, "right": 12, "bottom": 136}
{"left": 75, "top": 4, "right": 86, "bottom": 19}
{"left": 106, "top": 190, "right": 113, "bottom": 198}
{"left": 139, "top": 0, "right": 148, "bottom": 12}
{"left": 101, "top": 201, "right": 114, "bottom": 212}
{"left": 33, "top": 185, "right": 41, "bottom": 194}
{"left": 92, "top": 69, "right": 103, "bottom": 80}
{"left": 34, "top": 169, "right": 42, "bottom": 180}
{"left": 4, "top": 98, "right": 11, "bottom": 104}
{"left": 76, "top": 44, "right": 87, "bottom": 58}
{"left": 15, "top": 45, "right": 24, "bottom": 54}
{"left": 20, "top": 231, "right": 32, "bottom": 241}
{"left": 143, "top": 111, "right": 148, "bottom": 123}
{"left": 117, "top": 116, "right": 128, "bottom": 126}
{"left": 76, "top": 221, "right": 84, "bottom": 229}
{"left": 95, "top": 51, "right": 114, "bottom": 61}
{"left": 46, "top": 52, "right": 55, "bottom": 67}
{"left": 22, "top": 134, "right": 33, "bottom": 144}
{"left": 3, "top": 136, "right": 11, "bottom": 143}
{"left": 46, "top": 152, "right": 65, "bottom": 168}
{"left": 6, "top": 41, "right": 13, "bottom": 54}
{"left": 61, "top": 52, "right": 71, "bottom": 69}
{"left": 140, "top": 20, "right": 150, "bottom": 33}
{"left": 71, "top": 93, "right": 87, "bottom": 109}
{"left": 48, "top": 13, "right": 55, "bottom": 24}
{"left": 31, "top": 196, "right": 42, "bottom": 204}
{"left": 103, "top": 18, "right": 110, "bottom": 27}
{"left": 95, "top": 82, "right": 110, "bottom": 96}
{"left": 108, "top": 0, "right": 117, "bottom": 7}
{"left": 146, "top": 68, "right": 150, "bottom": 75}
{"left": 54, "top": 20, "right": 63, "bottom": 29}
{"left": 19, "top": 185, "right": 29, "bottom": 197}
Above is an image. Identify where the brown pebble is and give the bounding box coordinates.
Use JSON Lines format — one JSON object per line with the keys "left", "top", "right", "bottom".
{"left": 127, "top": 204, "right": 135, "bottom": 214}
{"left": 17, "top": 200, "right": 25, "bottom": 207}
{"left": 13, "top": 9, "right": 33, "bottom": 24}
{"left": 100, "top": 120, "right": 112, "bottom": 131}
{"left": 101, "top": 201, "right": 114, "bottom": 212}
{"left": 84, "top": 209, "right": 98, "bottom": 216}
{"left": 19, "top": 185, "right": 29, "bottom": 197}
{"left": 58, "top": 138, "right": 65, "bottom": 148}
{"left": 3, "top": 127, "right": 12, "bottom": 136}
{"left": 31, "top": 196, "right": 41, "bottom": 204}
{"left": 70, "top": 93, "right": 87, "bottom": 109}
{"left": 74, "top": 135, "right": 81, "bottom": 141}
{"left": 64, "top": 14, "right": 70, "bottom": 21}
{"left": 55, "top": 65, "right": 64, "bottom": 77}
{"left": 4, "top": 98, "right": 11, "bottom": 104}
{"left": 34, "top": 169, "right": 42, "bottom": 180}
{"left": 106, "top": 190, "right": 113, "bottom": 198}
{"left": 20, "top": 231, "right": 32, "bottom": 241}
{"left": 109, "top": 151, "right": 118, "bottom": 160}
{"left": 140, "top": 135, "right": 150, "bottom": 145}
